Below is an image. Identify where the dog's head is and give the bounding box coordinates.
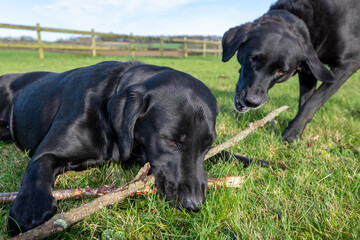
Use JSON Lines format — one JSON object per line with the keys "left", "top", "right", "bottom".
{"left": 108, "top": 70, "right": 218, "bottom": 212}
{"left": 222, "top": 12, "right": 335, "bottom": 112}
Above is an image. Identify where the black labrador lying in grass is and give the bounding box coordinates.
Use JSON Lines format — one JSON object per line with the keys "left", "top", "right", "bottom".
{"left": 0, "top": 61, "right": 269, "bottom": 235}
{"left": 222, "top": 0, "right": 360, "bottom": 142}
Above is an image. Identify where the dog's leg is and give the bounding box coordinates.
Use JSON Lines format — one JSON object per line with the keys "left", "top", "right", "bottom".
{"left": 282, "top": 63, "right": 359, "bottom": 142}
{"left": 298, "top": 72, "right": 318, "bottom": 109}
{"left": 8, "top": 155, "right": 58, "bottom": 236}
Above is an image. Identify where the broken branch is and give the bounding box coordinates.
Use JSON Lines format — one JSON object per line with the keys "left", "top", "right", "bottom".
{"left": 10, "top": 163, "right": 155, "bottom": 240}
{"left": 1, "top": 176, "right": 245, "bottom": 204}
{"left": 204, "top": 105, "right": 289, "bottom": 160}
{"left": 6, "top": 106, "right": 288, "bottom": 239}
{"left": 8, "top": 173, "right": 245, "bottom": 240}
{"left": 2, "top": 106, "right": 289, "bottom": 206}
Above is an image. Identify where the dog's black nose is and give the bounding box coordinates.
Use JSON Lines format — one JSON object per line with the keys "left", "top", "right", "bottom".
{"left": 244, "top": 96, "right": 262, "bottom": 108}
{"left": 180, "top": 198, "right": 202, "bottom": 212}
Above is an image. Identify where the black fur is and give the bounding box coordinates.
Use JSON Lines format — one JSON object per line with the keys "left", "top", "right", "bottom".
{"left": 1, "top": 61, "right": 220, "bottom": 235}
{"left": 222, "top": 0, "right": 360, "bottom": 141}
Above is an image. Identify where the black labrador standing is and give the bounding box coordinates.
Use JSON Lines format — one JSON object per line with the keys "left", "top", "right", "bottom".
{"left": 222, "top": 0, "right": 360, "bottom": 141}
{"left": 0, "top": 61, "right": 221, "bottom": 235}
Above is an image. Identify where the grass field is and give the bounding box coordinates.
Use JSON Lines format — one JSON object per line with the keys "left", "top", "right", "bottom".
{"left": 0, "top": 50, "right": 359, "bottom": 239}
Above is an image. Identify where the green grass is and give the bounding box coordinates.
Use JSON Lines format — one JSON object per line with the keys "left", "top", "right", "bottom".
{"left": 0, "top": 49, "right": 359, "bottom": 239}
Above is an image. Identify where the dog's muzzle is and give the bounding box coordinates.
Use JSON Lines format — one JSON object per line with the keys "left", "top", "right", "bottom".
{"left": 234, "top": 95, "right": 250, "bottom": 113}
{"left": 234, "top": 92, "right": 268, "bottom": 113}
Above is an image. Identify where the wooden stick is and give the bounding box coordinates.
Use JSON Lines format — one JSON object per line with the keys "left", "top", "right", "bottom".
{"left": 204, "top": 106, "right": 289, "bottom": 160}
{"left": 2, "top": 106, "right": 289, "bottom": 205}
{"left": 10, "top": 163, "right": 155, "bottom": 240}
{"left": 7, "top": 106, "right": 288, "bottom": 239}
{"left": 1, "top": 176, "right": 246, "bottom": 204}
{"left": 8, "top": 175, "right": 246, "bottom": 239}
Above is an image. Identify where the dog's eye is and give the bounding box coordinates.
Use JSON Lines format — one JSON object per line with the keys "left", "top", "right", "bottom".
{"left": 276, "top": 70, "right": 285, "bottom": 76}
{"left": 169, "top": 139, "right": 179, "bottom": 149}
{"left": 249, "top": 56, "right": 256, "bottom": 63}
{"left": 168, "top": 134, "right": 186, "bottom": 149}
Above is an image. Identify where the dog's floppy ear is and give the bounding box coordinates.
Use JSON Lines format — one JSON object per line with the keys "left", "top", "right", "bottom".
{"left": 301, "top": 42, "right": 335, "bottom": 83}
{"left": 107, "top": 84, "right": 148, "bottom": 160}
{"left": 222, "top": 23, "right": 252, "bottom": 62}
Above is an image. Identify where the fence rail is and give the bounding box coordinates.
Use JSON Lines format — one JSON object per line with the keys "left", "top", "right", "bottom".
{"left": 0, "top": 23, "right": 222, "bottom": 59}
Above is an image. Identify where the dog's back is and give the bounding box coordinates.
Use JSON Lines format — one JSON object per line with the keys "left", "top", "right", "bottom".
{"left": 0, "top": 61, "right": 173, "bottom": 153}
{"left": 270, "top": 0, "right": 360, "bottom": 66}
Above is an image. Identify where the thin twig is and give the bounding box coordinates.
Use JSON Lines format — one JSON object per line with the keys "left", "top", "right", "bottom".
{"left": 8, "top": 174, "right": 245, "bottom": 239}
{"left": 1, "top": 106, "right": 288, "bottom": 205}
{"left": 10, "top": 163, "right": 155, "bottom": 240}
{"left": 204, "top": 106, "right": 289, "bottom": 160}
{"left": 6, "top": 106, "right": 289, "bottom": 239}
{"left": 1, "top": 176, "right": 246, "bottom": 204}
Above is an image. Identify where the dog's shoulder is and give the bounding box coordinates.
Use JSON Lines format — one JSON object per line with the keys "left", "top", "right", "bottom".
{"left": 270, "top": 0, "right": 360, "bottom": 26}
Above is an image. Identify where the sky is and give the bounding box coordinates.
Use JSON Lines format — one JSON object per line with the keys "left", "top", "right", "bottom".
{"left": 0, "top": 0, "right": 275, "bottom": 41}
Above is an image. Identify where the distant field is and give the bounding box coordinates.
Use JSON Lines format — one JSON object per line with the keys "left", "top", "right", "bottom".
{"left": 129, "top": 43, "right": 183, "bottom": 50}
{"left": 0, "top": 50, "right": 359, "bottom": 239}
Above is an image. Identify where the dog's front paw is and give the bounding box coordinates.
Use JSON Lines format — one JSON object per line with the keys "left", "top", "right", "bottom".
{"left": 8, "top": 190, "right": 57, "bottom": 236}
{"left": 282, "top": 125, "right": 302, "bottom": 142}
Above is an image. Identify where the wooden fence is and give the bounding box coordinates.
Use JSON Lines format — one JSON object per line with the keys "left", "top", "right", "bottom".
{"left": 0, "top": 23, "right": 222, "bottom": 59}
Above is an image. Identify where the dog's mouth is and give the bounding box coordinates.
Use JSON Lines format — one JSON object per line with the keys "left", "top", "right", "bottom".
{"left": 234, "top": 94, "right": 267, "bottom": 113}
{"left": 161, "top": 181, "right": 205, "bottom": 212}
{"left": 152, "top": 169, "right": 206, "bottom": 212}
{"left": 234, "top": 97, "right": 250, "bottom": 113}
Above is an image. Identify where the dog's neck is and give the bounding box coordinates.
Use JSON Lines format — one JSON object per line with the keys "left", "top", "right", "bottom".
{"left": 264, "top": 9, "right": 311, "bottom": 46}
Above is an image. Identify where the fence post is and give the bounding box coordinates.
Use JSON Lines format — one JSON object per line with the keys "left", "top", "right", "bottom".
{"left": 184, "top": 37, "right": 188, "bottom": 58}
{"left": 91, "top": 29, "right": 96, "bottom": 57}
{"left": 36, "top": 23, "right": 44, "bottom": 59}
{"left": 130, "top": 33, "right": 135, "bottom": 57}
{"left": 203, "top": 42, "right": 207, "bottom": 58}
{"left": 160, "top": 37, "right": 164, "bottom": 57}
